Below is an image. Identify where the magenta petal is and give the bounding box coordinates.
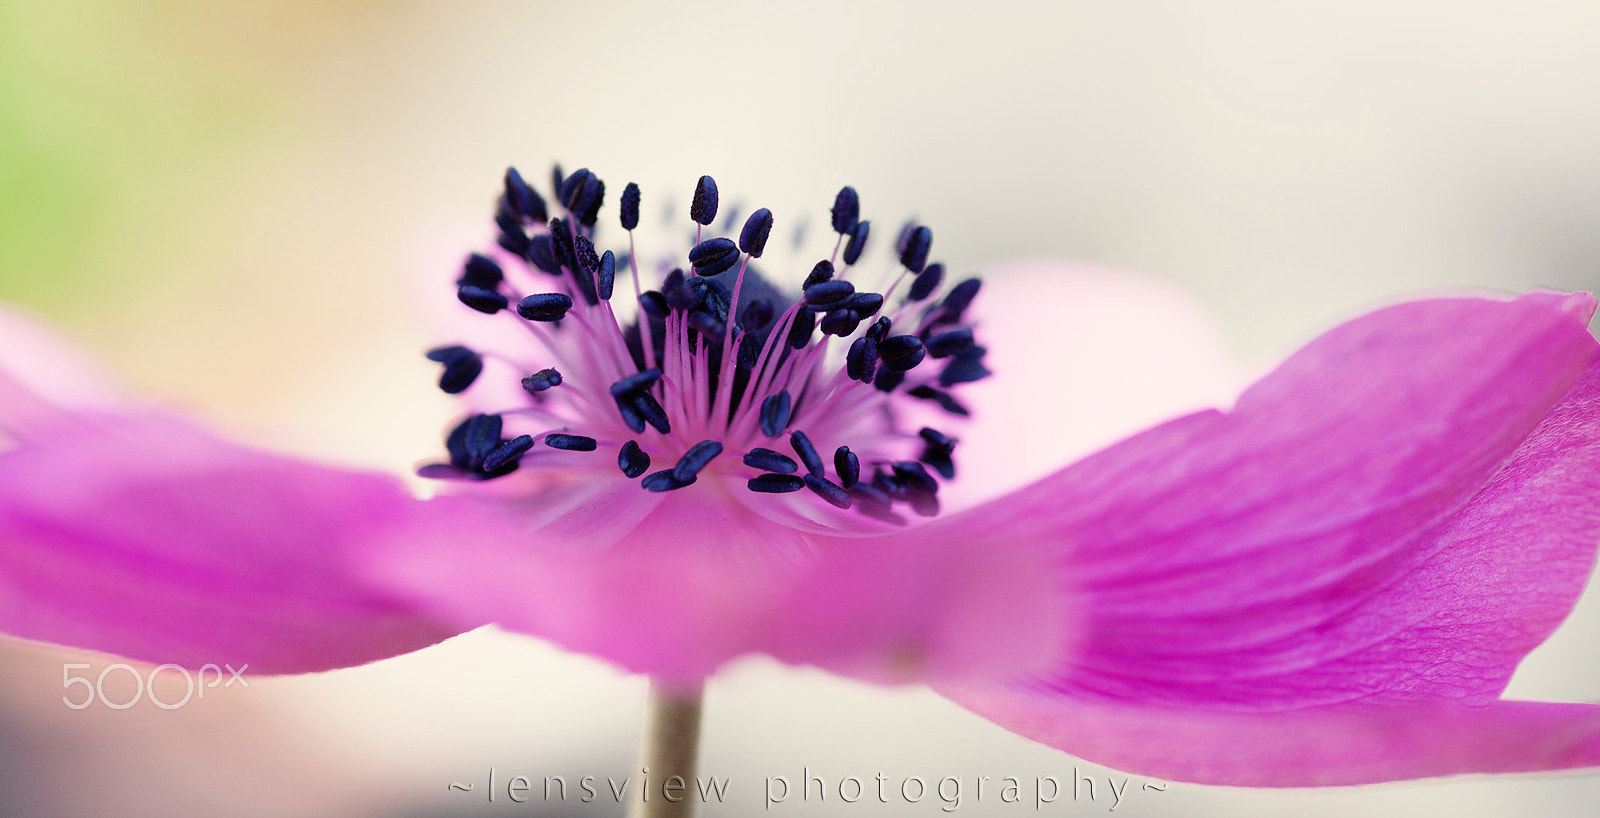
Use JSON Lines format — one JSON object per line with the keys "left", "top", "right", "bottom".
{"left": 766, "top": 515, "right": 1068, "bottom": 685}
{"left": 944, "top": 693, "right": 1600, "bottom": 786}
{"left": 0, "top": 303, "right": 129, "bottom": 435}
{"left": 944, "top": 291, "right": 1600, "bottom": 782}
{"left": 953, "top": 261, "right": 1242, "bottom": 506}
{"left": 370, "top": 478, "right": 1067, "bottom": 685}
{"left": 0, "top": 413, "right": 475, "bottom": 673}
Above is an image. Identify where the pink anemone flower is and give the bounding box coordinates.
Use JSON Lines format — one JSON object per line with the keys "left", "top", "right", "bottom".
{"left": 3, "top": 166, "right": 1600, "bottom": 789}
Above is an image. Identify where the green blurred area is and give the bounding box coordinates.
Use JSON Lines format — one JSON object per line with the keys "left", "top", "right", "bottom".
{"left": 0, "top": 0, "right": 363, "bottom": 315}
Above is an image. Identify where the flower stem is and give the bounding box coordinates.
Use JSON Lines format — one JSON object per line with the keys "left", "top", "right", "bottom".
{"left": 627, "top": 679, "right": 705, "bottom": 818}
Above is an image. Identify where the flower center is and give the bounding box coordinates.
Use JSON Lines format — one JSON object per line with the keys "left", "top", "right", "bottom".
{"left": 420, "top": 167, "right": 990, "bottom": 525}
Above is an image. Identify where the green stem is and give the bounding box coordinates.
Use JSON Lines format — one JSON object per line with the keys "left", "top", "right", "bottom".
{"left": 626, "top": 679, "right": 705, "bottom": 818}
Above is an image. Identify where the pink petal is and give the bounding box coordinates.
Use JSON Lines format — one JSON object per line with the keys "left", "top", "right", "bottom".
{"left": 368, "top": 475, "right": 1068, "bottom": 686}
{"left": 943, "top": 291, "right": 1600, "bottom": 782}
{"left": 0, "top": 303, "right": 128, "bottom": 435}
{"left": 941, "top": 694, "right": 1600, "bottom": 786}
{"left": 952, "top": 261, "right": 1243, "bottom": 506}
{"left": 0, "top": 413, "right": 479, "bottom": 673}
{"left": 767, "top": 509, "right": 1070, "bottom": 686}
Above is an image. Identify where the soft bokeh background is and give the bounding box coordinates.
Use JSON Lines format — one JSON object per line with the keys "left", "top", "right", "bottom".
{"left": 3, "top": 0, "right": 1600, "bottom": 815}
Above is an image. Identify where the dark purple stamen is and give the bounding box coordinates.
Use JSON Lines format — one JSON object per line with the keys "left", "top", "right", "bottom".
{"left": 926, "top": 329, "right": 974, "bottom": 358}
{"left": 546, "top": 433, "right": 598, "bottom": 452}
{"left": 790, "top": 430, "right": 824, "bottom": 476}
{"left": 579, "top": 177, "right": 607, "bottom": 227}
{"left": 939, "top": 345, "right": 991, "bottom": 386}
{"left": 504, "top": 167, "right": 548, "bottom": 223}
{"left": 620, "top": 182, "right": 641, "bottom": 230}
{"left": 804, "top": 279, "right": 854, "bottom": 309}
{"left": 871, "top": 463, "right": 940, "bottom": 518}
{"left": 426, "top": 346, "right": 484, "bottom": 394}
{"left": 687, "top": 276, "right": 731, "bottom": 322}
{"left": 527, "top": 234, "right": 561, "bottom": 274}
{"left": 874, "top": 368, "right": 906, "bottom": 392}
{"left": 759, "top": 390, "right": 792, "bottom": 437}
{"left": 736, "top": 333, "right": 760, "bottom": 370}
{"left": 495, "top": 215, "right": 531, "bottom": 257}
{"left": 416, "top": 463, "right": 465, "bottom": 480}
{"left": 598, "top": 250, "right": 616, "bottom": 301}
{"left": 640, "top": 290, "right": 669, "bottom": 318}
{"left": 613, "top": 394, "right": 646, "bottom": 434}
{"left": 559, "top": 168, "right": 605, "bottom": 227}
{"left": 899, "top": 225, "right": 933, "bottom": 274}
{"left": 803, "top": 260, "right": 834, "bottom": 287}
{"left": 642, "top": 469, "right": 695, "bottom": 492}
{"left": 834, "top": 446, "right": 860, "bottom": 489}
{"left": 786, "top": 309, "right": 816, "bottom": 349}
{"left": 908, "top": 262, "right": 943, "bottom": 301}
{"left": 893, "top": 460, "right": 939, "bottom": 494}
{"left": 942, "top": 278, "right": 982, "bottom": 316}
{"left": 662, "top": 269, "right": 692, "bottom": 310}
{"left": 570, "top": 234, "right": 603, "bottom": 304}
{"left": 518, "top": 292, "right": 574, "bottom": 322}
{"left": 739, "top": 208, "right": 774, "bottom": 257}
{"left": 521, "top": 368, "right": 562, "bottom": 393}
{"left": 691, "top": 175, "right": 719, "bottom": 225}
{"left": 689, "top": 312, "right": 722, "bottom": 338}
{"left": 849, "top": 482, "right": 905, "bottom": 524}
{"left": 548, "top": 217, "right": 577, "bottom": 270}
{"left": 458, "top": 286, "right": 508, "bottom": 314}
{"left": 748, "top": 474, "right": 805, "bottom": 493}
{"left": 743, "top": 447, "right": 798, "bottom": 474}
{"left": 689, "top": 237, "right": 740, "bottom": 276}
{"left": 618, "top": 440, "right": 650, "bottom": 478}
{"left": 865, "top": 317, "right": 891, "bottom": 342}
{"left": 458, "top": 254, "right": 505, "bottom": 290}
{"left": 894, "top": 220, "right": 916, "bottom": 254}
{"left": 804, "top": 473, "right": 852, "bottom": 509}
{"left": 846, "top": 336, "right": 879, "bottom": 383}
{"left": 831, "top": 186, "right": 860, "bottom": 234}
{"left": 918, "top": 427, "right": 957, "bottom": 479}
{"left": 558, "top": 168, "right": 590, "bottom": 210}
{"left": 630, "top": 391, "right": 672, "bottom": 434}
{"left": 818, "top": 308, "right": 861, "bottom": 337}
{"left": 907, "top": 384, "right": 970, "bottom": 416}
{"left": 426, "top": 413, "right": 523, "bottom": 481}
{"left": 610, "top": 368, "right": 663, "bottom": 396}
{"left": 611, "top": 399, "right": 636, "bottom": 433}
{"left": 483, "top": 434, "right": 535, "bottom": 471}
{"left": 462, "top": 413, "right": 503, "bottom": 460}
{"left": 672, "top": 440, "right": 725, "bottom": 482}
{"left": 842, "top": 220, "right": 870, "bottom": 265}
{"left": 573, "top": 236, "right": 599, "bottom": 272}
{"left": 843, "top": 292, "right": 883, "bottom": 316}
{"left": 878, "top": 335, "right": 926, "bottom": 372}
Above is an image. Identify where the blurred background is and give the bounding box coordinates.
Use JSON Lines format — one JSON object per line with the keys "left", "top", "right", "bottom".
{"left": 3, "top": 0, "right": 1600, "bottom": 815}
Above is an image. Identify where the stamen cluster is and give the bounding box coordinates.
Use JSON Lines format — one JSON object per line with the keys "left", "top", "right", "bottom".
{"left": 421, "top": 166, "right": 990, "bottom": 524}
